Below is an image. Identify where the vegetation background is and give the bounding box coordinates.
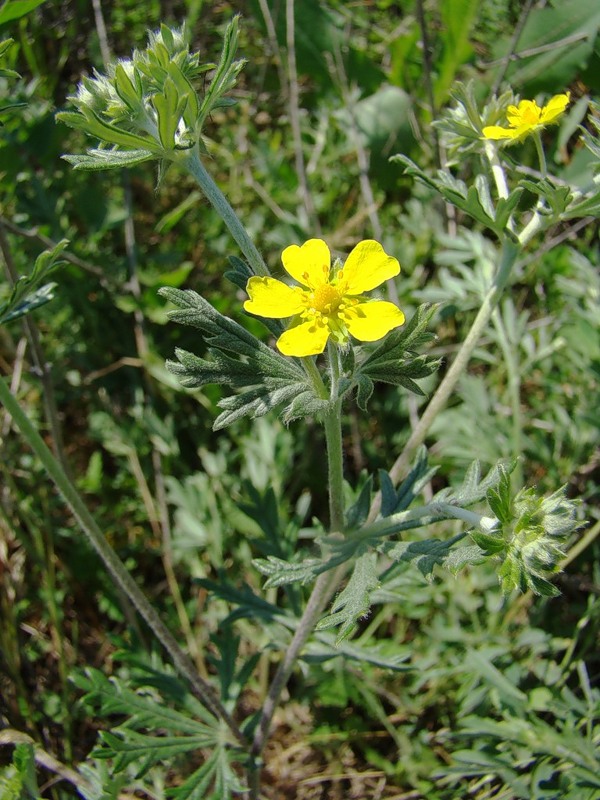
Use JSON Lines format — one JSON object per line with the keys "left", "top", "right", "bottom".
{"left": 0, "top": 0, "right": 598, "bottom": 797}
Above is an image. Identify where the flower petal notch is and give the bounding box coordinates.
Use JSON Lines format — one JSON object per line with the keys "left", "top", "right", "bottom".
{"left": 244, "top": 239, "right": 405, "bottom": 357}
{"left": 482, "top": 92, "right": 570, "bottom": 143}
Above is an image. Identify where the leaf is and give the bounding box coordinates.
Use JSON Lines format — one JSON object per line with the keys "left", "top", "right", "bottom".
{"left": 380, "top": 446, "right": 438, "bottom": 517}
{"left": 57, "top": 109, "right": 160, "bottom": 151}
{"left": 353, "top": 304, "right": 441, "bottom": 402}
{"left": 316, "top": 550, "right": 379, "bottom": 643}
{"left": 378, "top": 533, "right": 467, "bottom": 579}
{"left": 0, "top": 240, "right": 67, "bottom": 325}
{"left": 253, "top": 554, "right": 325, "bottom": 588}
{"left": 198, "top": 16, "right": 245, "bottom": 129}
{"left": 97, "top": 730, "right": 214, "bottom": 778}
{"left": 160, "top": 287, "right": 319, "bottom": 428}
{"left": 486, "top": 463, "right": 513, "bottom": 523}
{"left": 75, "top": 669, "right": 212, "bottom": 731}
{"left": 393, "top": 155, "right": 522, "bottom": 238}
{"left": 345, "top": 475, "right": 373, "bottom": 529}
{"left": 0, "top": 0, "right": 46, "bottom": 26}
{"left": 61, "top": 148, "right": 156, "bottom": 170}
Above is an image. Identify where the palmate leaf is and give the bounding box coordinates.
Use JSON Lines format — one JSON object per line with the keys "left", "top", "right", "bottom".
{"left": 160, "top": 287, "right": 323, "bottom": 428}
{"left": 73, "top": 668, "right": 217, "bottom": 733}
{"left": 168, "top": 747, "right": 246, "bottom": 800}
{"left": 96, "top": 730, "right": 216, "bottom": 778}
{"left": 350, "top": 303, "right": 441, "bottom": 409}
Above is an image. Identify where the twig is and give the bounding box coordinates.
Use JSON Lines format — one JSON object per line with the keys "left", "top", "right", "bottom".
{"left": 414, "top": 0, "right": 456, "bottom": 235}
{"left": 285, "top": 0, "right": 320, "bottom": 233}
{"left": 256, "top": 0, "right": 288, "bottom": 98}
{"left": 489, "top": 0, "right": 535, "bottom": 95}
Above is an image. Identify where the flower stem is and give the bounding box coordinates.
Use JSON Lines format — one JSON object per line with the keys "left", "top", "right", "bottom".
{"left": 0, "top": 376, "right": 247, "bottom": 748}
{"left": 533, "top": 131, "right": 547, "bottom": 179}
{"left": 181, "top": 148, "right": 270, "bottom": 277}
{"left": 368, "top": 237, "right": 520, "bottom": 517}
{"left": 250, "top": 358, "right": 347, "bottom": 762}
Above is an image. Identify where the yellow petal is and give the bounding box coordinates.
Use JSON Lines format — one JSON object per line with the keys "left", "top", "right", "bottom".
{"left": 277, "top": 318, "right": 330, "bottom": 357}
{"left": 244, "top": 276, "right": 304, "bottom": 319}
{"left": 281, "top": 239, "right": 331, "bottom": 289}
{"left": 482, "top": 125, "right": 518, "bottom": 140}
{"left": 507, "top": 100, "right": 540, "bottom": 128}
{"left": 344, "top": 300, "right": 405, "bottom": 342}
{"left": 341, "top": 240, "right": 400, "bottom": 295}
{"left": 540, "top": 92, "right": 570, "bottom": 124}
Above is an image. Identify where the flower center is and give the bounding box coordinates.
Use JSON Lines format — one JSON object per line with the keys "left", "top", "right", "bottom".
{"left": 310, "top": 284, "right": 341, "bottom": 315}
{"left": 521, "top": 104, "right": 541, "bottom": 125}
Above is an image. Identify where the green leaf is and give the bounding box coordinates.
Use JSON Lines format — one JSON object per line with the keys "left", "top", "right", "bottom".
{"left": 160, "top": 287, "right": 319, "bottom": 428}
{"left": 393, "top": 155, "right": 522, "bottom": 238}
{"left": 486, "top": 463, "right": 513, "bottom": 523}
{"left": 113, "top": 63, "right": 142, "bottom": 111}
{"left": 345, "top": 475, "right": 373, "bottom": 529}
{"left": 74, "top": 668, "right": 216, "bottom": 733}
{"left": 98, "top": 730, "right": 214, "bottom": 778}
{"left": 152, "top": 76, "right": 187, "bottom": 150}
{"left": 57, "top": 109, "right": 160, "bottom": 151}
{"left": 353, "top": 304, "right": 441, "bottom": 401}
{"left": 316, "top": 550, "right": 379, "bottom": 643}
{"left": 380, "top": 446, "right": 437, "bottom": 517}
{"left": 61, "top": 148, "right": 156, "bottom": 170}
{"left": 0, "top": 240, "right": 67, "bottom": 325}
{"left": 198, "top": 16, "right": 245, "bottom": 129}
{"left": 378, "top": 533, "right": 467, "bottom": 579}
{"left": 0, "top": 0, "right": 46, "bottom": 26}
{"left": 253, "top": 554, "right": 325, "bottom": 588}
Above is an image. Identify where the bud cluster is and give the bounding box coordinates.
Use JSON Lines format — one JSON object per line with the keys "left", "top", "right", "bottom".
{"left": 57, "top": 19, "right": 244, "bottom": 169}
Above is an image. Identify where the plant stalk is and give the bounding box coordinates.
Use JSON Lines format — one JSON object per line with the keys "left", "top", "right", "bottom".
{"left": 0, "top": 377, "right": 247, "bottom": 748}
{"left": 181, "top": 149, "right": 270, "bottom": 277}
{"left": 250, "top": 355, "right": 348, "bottom": 763}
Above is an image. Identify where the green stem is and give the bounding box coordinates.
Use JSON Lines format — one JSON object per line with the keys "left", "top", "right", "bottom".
{"left": 250, "top": 354, "right": 348, "bottom": 763}
{"left": 491, "top": 307, "right": 524, "bottom": 487}
{"left": 369, "top": 237, "right": 520, "bottom": 517}
{"left": 533, "top": 131, "right": 547, "bottom": 179}
{"left": 0, "top": 377, "right": 247, "bottom": 748}
{"left": 363, "top": 501, "right": 498, "bottom": 539}
{"left": 181, "top": 149, "right": 270, "bottom": 277}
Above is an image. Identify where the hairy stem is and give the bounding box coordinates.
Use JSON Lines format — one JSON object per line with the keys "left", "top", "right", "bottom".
{"left": 0, "top": 377, "right": 247, "bottom": 748}
{"left": 181, "top": 149, "right": 270, "bottom": 277}
{"left": 251, "top": 357, "right": 347, "bottom": 761}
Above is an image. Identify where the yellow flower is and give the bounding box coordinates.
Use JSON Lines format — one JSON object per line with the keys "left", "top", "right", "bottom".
{"left": 244, "top": 239, "right": 405, "bottom": 357}
{"left": 482, "top": 92, "right": 570, "bottom": 142}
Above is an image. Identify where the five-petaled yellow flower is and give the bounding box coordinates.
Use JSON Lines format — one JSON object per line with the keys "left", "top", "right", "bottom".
{"left": 482, "top": 92, "right": 570, "bottom": 142}
{"left": 244, "top": 239, "right": 405, "bottom": 357}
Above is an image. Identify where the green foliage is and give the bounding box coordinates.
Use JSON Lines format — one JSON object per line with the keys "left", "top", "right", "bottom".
{"left": 0, "top": 743, "right": 40, "bottom": 800}
{"left": 1, "top": 2, "right": 598, "bottom": 799}
{"left": 75, "top": 668, "right": 246, "bottom": 799}
{"left": 58, "top": 18, "right": 245, "bottom": 171}
{"left": 0, "top": 239, "right": 66, "bottom": 324}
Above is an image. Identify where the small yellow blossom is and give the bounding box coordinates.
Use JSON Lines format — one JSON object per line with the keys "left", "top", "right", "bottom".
{"left": 483, "top": 92, "right": 570, "bottom": 142}
{"left": 244, "top": 239, "right": 405, "bottom": 357}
